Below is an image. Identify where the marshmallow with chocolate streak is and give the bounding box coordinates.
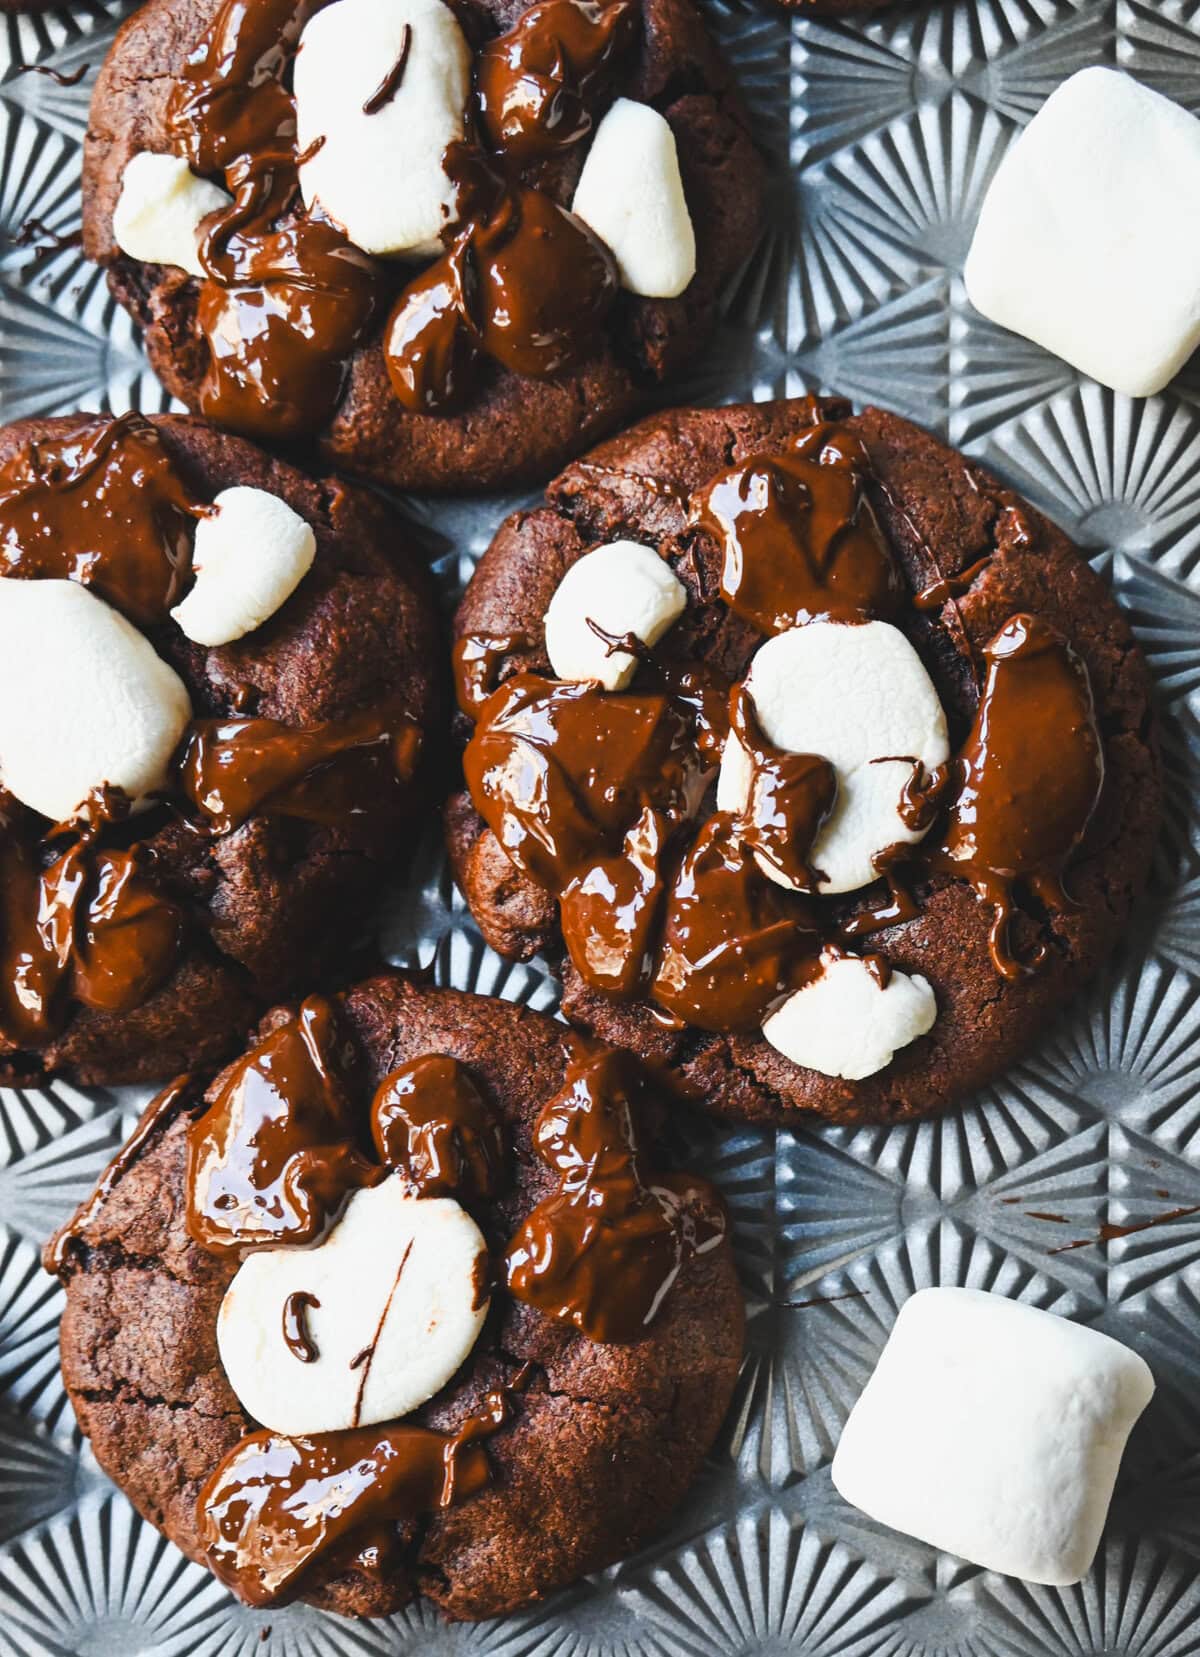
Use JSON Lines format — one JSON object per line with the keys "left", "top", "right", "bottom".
{"left": 545, "top": 540, "right": 688, "bottom": 690}
{"left": 761, "top": 953, "right": 936, "bottom": 1080}
{"left": 294, "top": 0, "right": 471, "bottom": 261}
{"left": 171, "top": 487, "right": 316, "bottom": 647}
{"left": 112, "top": 152, "right": 232, "bottom": 279}
{"left": 717, "top": 619, "right": 949, "bottom": 895}
{"left": 0, "top": 577, "right": 192, "bottom": 822}
{"left": 833, "top": 1288, "right": 1155, "bottom": 1583}
{"left": 217, "top": 1177, "right": 489, "bottom": 1437}
{"left": 571, "top": 99, "right": 696, "bottom": 298}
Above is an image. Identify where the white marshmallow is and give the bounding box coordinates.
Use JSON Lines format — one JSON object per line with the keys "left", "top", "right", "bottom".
{"left": 294, "top": 0, "right": 471, "bottom": 260}
{"left": 217, "top": 1178, "right": 489, "bottom": 1437}
{"left": 832, "top": 1288, "right": 1155, "bottom": 1584}
{"left": 0, "top": 578, "right": 191, "bottom": 823}
{"left": 965, "top": 68, "right": 1200, "bottom": 398}
{"left": 571, "top": 99, "right": 696, "bottom": 299}
{"left": 762, "top": 952, "right": 936, "bottom": 1080}
{"left": 545, "top": 540, "right": 687, "bottom": 690}
{"left": 170, "top": 487, "right": 316, "bottom": 647}
{"left": 111, "top": 152, "right": 232, "bottom": 279}
{"left": 716, "top": 620, "right": 948, "bottom": 895}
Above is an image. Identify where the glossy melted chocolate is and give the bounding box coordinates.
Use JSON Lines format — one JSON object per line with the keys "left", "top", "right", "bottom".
{"left": 689, "top": 422, "right": 904, "bottom": 634}
{"left": 166, "top": 0, "right": 380, "bottom": 440}
{"left": 505, "top": 1050, "right": 725, "bottom": 1342}
{"left": 728, "top": 682, "right": 836, "bottom": 892}
{"left": 0, "top": 803, "right": 183, "bottom": 1049}
{"left": 199, "top": 1390, "right": 514, "bottom": 1605}
{"left": 652, "top": 814, "right": 818, "bottom": 1032}
{"left": 463, "top": 672, "right": 709, "bottom": 894}
{"left": 0, "top": 414, "right": 205, "bottom": 625}
{"left": 384, "top": 169, "right": 617, "bottom": 411}
{"left": 177, "top": 700, "right": 422, "bottom": 836}
{"left": 475, "top": 0, "right": 636, "bottom": 160}
{"left": 46, "top": 1072, "right": 199, "bottom": 1274}
{"left": 931, "top": 612, "right": 1104, "bottom": 979}
{"left": 186, "top": 995, "right": 378, "bottom": 1252}
{"left": 370, "top": 1054, "right": 508, "bottom": 1200}
{"left": 461, "top": 425, "right": 1110, "bottom": 1033}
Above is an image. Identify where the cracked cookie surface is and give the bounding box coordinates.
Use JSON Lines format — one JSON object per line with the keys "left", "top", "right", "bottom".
{"left": 446, "top": 396, "right": 1160, "bottom": 1127}
{"left": 0, "top": 414, "right": 440, "bottom": 1089}
{"left": 82, "top": 0, "right": 765, "bottom": 494}
{"left": 47, "top": 976, "right": 744, "bottom": 1620}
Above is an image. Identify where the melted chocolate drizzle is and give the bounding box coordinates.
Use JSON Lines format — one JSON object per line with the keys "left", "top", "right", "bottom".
{"left": 463, "top": 672, "right": 709, "bottom": 896}
{"left": 475, "top": 0, "right": 636, "bottom": 160}
{"left": 384, "top": 166, "right": 617, "bottom": 411}
{"left": 282, "top": 1291, "right": 321, "bottom": 1363}
{"left": 689, "top": 422, "right": 904, "bottom": 634}
{"left": 370, "top": 1054, "right": 507, "bottom": 1199}
{"left": 728, "top": 682, "right": 836, "bottom": 892}
{"left": 652, "top": 814, "right": 818, "bottom": 1032}
{"left": 451, "top": 631, "right": 530, "bottom": 717}
{"left": 384, "top": 0, "right": 633, "bottom": 410}
{"left": 0, "top": 794, "right": 183, "bottom": 1049}
{"left": 0, "top": 413, "right": 205, "bottom": 625}
{"left": 186, "top": 995, "right": 379, "bottom": 1252}
{"left": 199, "top": 1385, "right": 517, "bottom": 1605}
{"left": 505, "top": 1050, "right": 725, "bottom": 1342}
{"left": 929, "top": 611, "right": 1104, "bottom": 979}
{"left": 166, "top": 0, "right": 381, "bottom": 440}
{"left": 461, "top": 428, "right": 1110, "bottom": 1030}
{"left": 177, "top": 700, "right": 422, "bottom": 836}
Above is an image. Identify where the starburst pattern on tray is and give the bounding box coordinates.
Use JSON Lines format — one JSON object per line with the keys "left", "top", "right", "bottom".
{"left": 1, "top": 0, "right": 1200, "bottom": 1652}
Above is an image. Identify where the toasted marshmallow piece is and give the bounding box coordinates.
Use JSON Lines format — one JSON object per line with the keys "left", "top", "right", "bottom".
{"left": 171, "top": 487, "right": 316, "bottom": 647}
{"left": 294, "top": 0, "right": 471, "bottom": 260}
{"left": 762, "top": 953, "right": 936, "bottom": 1079}
{"left": 833, "top": 1288, "right": 1155, "bottom": 1584}
{"left": 965, "top": 68, "right": 1200, "bottom": 398}
{"left": 0, "top": 578, "right": 191, "bottom": 822}
{"left": 571, "top": 99, "right": 696, "bottom": 298}
{"left": 717, "top": 619, "right": 948, "bottom": 895}
{"left": 112, "top": 152, "right": 232, "bottom": 279}
{"left": 218, "top": 1178, "right": 489, "bottom": 1437}
{"left": 545, "top": 541, "right": 687, "bottom": 690}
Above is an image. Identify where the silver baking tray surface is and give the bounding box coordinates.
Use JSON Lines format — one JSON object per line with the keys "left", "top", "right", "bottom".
{"left": 2, "top": 1, "right": 1200, "bottom": 1651}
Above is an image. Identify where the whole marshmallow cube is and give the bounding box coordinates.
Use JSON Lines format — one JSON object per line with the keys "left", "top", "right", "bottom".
{"left": 965, "top": 68, "right": 1200, "bottom": 397}
{"left": 832, "top": 1288, "right": 1154, "bottom": 1585}
{"left": 171, "top": 486, "right": 317, "bottom": 647}
{"left": 572, "top": 99, "right": 696, "bottom": 299}
{"left": 294, "top": 0, "right": 471, "bottom": 260}
{"left": 545, "top": 541, "right": 687, "bottom": 690}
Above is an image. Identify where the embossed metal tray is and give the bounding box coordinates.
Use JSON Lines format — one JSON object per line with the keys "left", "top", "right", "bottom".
{"left": 3, "top": 1, "right": 1200, "bottom": 1651}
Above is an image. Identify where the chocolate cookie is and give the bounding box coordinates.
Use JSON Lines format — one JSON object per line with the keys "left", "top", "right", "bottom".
{"left": 446, "top": 396, "right": 1160, "bottom": 1128}
{"left": 0, "top": 413, "right": 440, "bottom": 1088}
{"left": 81, "top": 0, "right": 765, "bottom": 494}
{"left": 47, "top": 975, "right": 743, "bottom": 1620}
